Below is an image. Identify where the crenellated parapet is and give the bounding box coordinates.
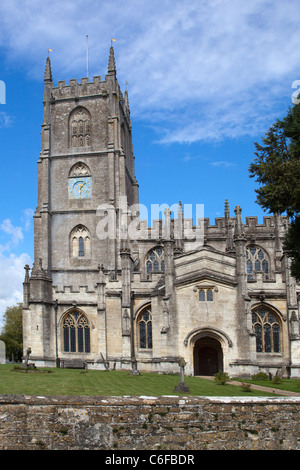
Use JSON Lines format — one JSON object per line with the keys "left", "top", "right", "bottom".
{"left": 50, "top": 76, "right": 109, "bottom": 102}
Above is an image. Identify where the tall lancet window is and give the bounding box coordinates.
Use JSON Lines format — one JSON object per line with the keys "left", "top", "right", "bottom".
{"left": 137, "top": 306, "right": 153, "bottom": 349}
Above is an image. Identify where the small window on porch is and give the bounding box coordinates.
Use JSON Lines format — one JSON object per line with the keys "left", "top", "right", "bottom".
{"left": 199, "top": 288, "right": 214, "bottom": 302}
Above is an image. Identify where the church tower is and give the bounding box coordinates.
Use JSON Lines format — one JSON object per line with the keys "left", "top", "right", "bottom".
{"left": 35, "top": 46, "right": 138, "bottom": 276}
{"left": 23, "top": 47, "right": 139, "bottom": 365}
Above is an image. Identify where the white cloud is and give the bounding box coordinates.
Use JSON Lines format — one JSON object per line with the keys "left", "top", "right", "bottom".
{"left": 0, "top": 0, "right": 299, "bottom": 144}
{"left": 0, "top": 212, "right": 33, "bottom": 329}
{"left": 182, "top": 154, "right": 204, "bottom": 163}
{"left": 0, "top": 112, "right": 13, "bottom": 128}
{"left": 0, "top": 219, "right": 24, "bottom": 246}
{"left": 22, "top": 208, "right": 34, "bottom": 232}
{"left": 210, "top": 161, "right": 236, "bottom": 168}
{"left": 0, "top": 252, "right": 32, "bottom": 330}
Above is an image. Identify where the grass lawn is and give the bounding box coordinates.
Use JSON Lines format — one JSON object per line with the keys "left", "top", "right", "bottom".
{"left": 236, "top": 377, "right": 300, "bottom": 394}
{"left": 0, "top": 364, "right": 281, "bottom": 397}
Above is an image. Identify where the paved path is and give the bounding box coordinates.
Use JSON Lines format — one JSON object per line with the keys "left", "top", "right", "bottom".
{"left": 196, "top": 376, "right": 300, "bottom": 396}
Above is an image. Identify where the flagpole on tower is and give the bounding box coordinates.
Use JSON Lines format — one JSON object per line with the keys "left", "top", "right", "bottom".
{"left": 86, "top": 35, "right": 89, "bottom": 78}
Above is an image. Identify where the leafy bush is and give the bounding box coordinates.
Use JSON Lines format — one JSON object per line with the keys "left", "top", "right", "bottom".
{"left": 214, "top": 372, "right": 230, "bottom": 385}
{"left": 251, "top": 372, "right": 269, "bottom": 381}
{"left": 241, "top": 382, "right": 252, "bottom": 392}
{"left": 272, "top": 375, "right": 282, "bottom": 384}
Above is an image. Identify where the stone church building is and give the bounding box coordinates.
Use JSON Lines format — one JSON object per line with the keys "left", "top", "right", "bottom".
{"left": 22, "top": 47, "right": 300, "bottom": 377}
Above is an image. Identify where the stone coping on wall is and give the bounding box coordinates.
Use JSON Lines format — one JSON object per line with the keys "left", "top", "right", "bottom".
{"left": 1, "top": 394, "right": 300, "bottom": 405}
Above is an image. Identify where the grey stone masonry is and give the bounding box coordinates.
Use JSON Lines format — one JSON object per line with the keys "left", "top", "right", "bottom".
{"left": 0, "top": 395, "right": 300, "bottom": 450}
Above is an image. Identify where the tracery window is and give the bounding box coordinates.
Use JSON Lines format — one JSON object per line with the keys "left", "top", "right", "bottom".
{"left": 70, "top": 225, "right": 91, "bottom": 258}
{"left": 146, "top": 247, "right": 165, "bottom": 274}
{"left": 69, "top": 107, "right": 91, "bottom": 148}
{"left": 63, "top": 311, "right": 90, "bottom": 353}
{"left": 137, "top": 307, "right": 152, "bottom": 349}
{"left": 252, "top": 306, "right": 281, "bottom": 353}
{"left": 246, "top": 245, "right": 269, "bottom": 281}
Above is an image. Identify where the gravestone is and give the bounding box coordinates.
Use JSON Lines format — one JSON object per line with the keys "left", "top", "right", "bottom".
{"left": 0, "top": 340, "right": 5, "bottom": 364}
{"left": 22, "top": 347, "right": 36, "bottom": 370}
{"left": 24, "top": 347, "right": 31, "bottom": 367}
{"left": 175, "top": 357, "right": 190, "bottom": 392}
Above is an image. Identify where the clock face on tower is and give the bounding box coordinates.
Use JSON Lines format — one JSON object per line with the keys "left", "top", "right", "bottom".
{"left": 68, "top": 176, "right": 91, "bottom": 199}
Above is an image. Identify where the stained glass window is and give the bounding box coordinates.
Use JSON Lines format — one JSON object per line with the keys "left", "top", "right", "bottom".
{"left": 146, "top": 260, "right": 152, "bottom": 273}
{"left": 247, "top": 260, "right": 253, "bottom": 273}
{"left": 258, "top": 250, "right": 264, "bottom": 260}
{"left": 63, "top": 311, "right": 90, "bottom": 353}
{"left": 262, "top": 259, "right": 268, "bottom": 273}
{"left": 254, "top": 323, "right": 262, "bottom": 352}
{"left": 252, "top": 306, "right": 281, "bottom": 353}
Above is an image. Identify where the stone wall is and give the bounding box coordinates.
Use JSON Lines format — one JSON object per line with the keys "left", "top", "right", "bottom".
{"left": 0, "top": 395, "right": 299, "bottom": 450}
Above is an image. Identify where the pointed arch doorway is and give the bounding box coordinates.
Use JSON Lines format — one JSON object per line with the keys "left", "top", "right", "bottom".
{"left": 194, "top": 337, "right": 223, "bottom": 376}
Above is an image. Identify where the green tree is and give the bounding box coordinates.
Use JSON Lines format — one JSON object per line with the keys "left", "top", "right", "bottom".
{"left": 249, "top": 102, "right": 300, "bottom": 281}
{"left": 0, "top": 303, "right": 23, "bottom": 361}
{"left": 283, "top": 216, "right": 300, "bottom": 281}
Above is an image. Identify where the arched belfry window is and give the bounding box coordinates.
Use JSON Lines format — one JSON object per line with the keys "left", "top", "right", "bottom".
{"left": 70, "top": 225, "right": 91, "bottom": 258}
{"left": 68, "top": 162, "right": 91, "bottom": 199}
{"left": 252, "top": 305, "right": 281, "bottom": 353}
{"left": 246, "top": 245, "right": 269, "bottom": 281}
{"left": 69, "top": 106, "right": 91, "bottom": 148}
{"left": 137, "top": 306, "right": 153, "bottom": 349}
{"left": 62, "top": 310, "right": 90, "bottom": 353}
{"left": 146, "top": 247, "right": 165, "bottom": 274}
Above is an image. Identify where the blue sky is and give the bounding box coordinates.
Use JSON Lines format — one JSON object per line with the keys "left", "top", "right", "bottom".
{"left": 0, "top": 0, "right": 299, "bottom": 325}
